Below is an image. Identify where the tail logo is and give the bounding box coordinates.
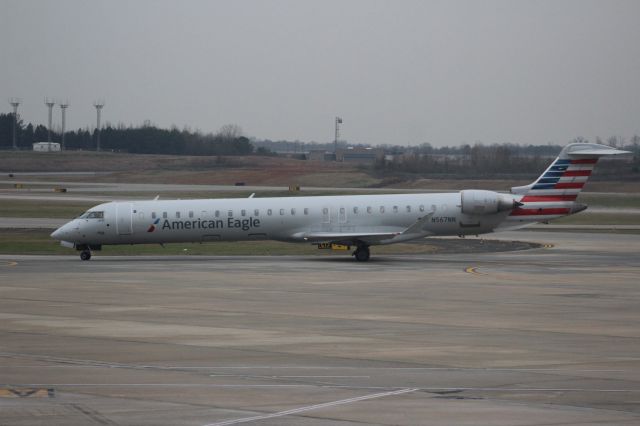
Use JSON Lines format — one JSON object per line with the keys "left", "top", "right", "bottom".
{"left": 147, "top": 218, "right": 160, "bottom": 232}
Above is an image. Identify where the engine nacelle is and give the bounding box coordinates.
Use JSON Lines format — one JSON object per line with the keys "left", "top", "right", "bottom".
{"left": 460, "top": 190, "right": 518, "bottom": 216}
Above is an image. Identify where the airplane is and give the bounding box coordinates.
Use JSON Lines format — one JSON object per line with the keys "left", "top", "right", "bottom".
{"left": 51, "top": 143, "right": 629, "bottom": 261}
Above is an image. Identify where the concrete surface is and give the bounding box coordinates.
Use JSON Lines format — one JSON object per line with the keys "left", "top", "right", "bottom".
{"left": 0, "top": 231, "right": 639, "bottom": 425}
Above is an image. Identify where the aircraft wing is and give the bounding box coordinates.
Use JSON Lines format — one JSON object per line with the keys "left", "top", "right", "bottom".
{"left": 293, "top": 213, "right": 435, "bottom": 245}
{"left": 294, "top": 231, "right": 402, "bottom": 245}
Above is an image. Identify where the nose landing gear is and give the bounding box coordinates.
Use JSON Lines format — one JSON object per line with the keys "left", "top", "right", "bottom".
{"left": 80, "top": 250, "right": 91, "bottom": 261}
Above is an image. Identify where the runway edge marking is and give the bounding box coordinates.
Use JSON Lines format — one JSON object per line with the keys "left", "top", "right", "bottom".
{"left": 202, "top": 387, "right": 419, "bottom": 426}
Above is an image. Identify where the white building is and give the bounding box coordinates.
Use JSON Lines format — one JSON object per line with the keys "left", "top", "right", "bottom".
{"left": 33, "top": 142, "right": 61, "bottom": 152}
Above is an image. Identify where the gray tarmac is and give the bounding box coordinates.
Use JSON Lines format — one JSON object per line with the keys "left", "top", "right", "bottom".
{"left": 1, "top": 231, "right": 639, "bottom": 425}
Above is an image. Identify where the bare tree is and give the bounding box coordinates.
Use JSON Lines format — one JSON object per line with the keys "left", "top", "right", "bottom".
{"left": 607, "top": 136, "right": 624, "bottom": 148}
{"left": 217, "top": 124, "right": 243, "bottom": 140}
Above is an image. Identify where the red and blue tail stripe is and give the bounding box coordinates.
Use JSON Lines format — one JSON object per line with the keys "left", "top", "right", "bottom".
{"left": 509, "top": 158, "right": 597, "bottom": 219}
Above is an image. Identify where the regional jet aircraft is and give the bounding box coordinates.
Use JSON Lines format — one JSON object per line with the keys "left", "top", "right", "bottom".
{"left": 51, "top": 143, "right": 628, "bottom": 261}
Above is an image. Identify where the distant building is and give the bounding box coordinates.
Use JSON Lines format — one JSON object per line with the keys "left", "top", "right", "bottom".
{"left": 33, "top": 142, "right": 61, "bottom": 152}
{"left": 307, "top": 150, "right": 335, "bottom": 161}
{"left": 336, "top": 147, "right": 384, "bottom": 164}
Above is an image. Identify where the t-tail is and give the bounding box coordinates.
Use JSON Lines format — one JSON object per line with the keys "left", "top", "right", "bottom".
{"left": 506, "top": 143, "right": 630, "bottom": 225}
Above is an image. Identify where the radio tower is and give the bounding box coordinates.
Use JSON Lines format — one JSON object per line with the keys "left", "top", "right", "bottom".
{"left": 93, "top": 100, "right": 105, "bottom": 151}
{"left": 45, "top": 98, "right": 56, "bottom": 152}
{"left": 9, "top": 98, "right": 20, "bottom": 150}
{"left": 59, "top": 101, "right": 69, "bottom": 151}
{"left": 334, "top": 116, "right": 343, "bottom": 159}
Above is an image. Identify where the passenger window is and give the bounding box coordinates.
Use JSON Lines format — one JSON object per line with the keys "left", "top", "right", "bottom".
{"left": 241, "top": 209, "right": 246, "bottom": 217}
{"left": 304, "top": 208, "right": 309, "bottom": 215}
{"left": 353, "top": 206, "right": 358, "bottom": 214}
{"left": 419, "top": 205, "right": 425, "bottom": 212}
{"left": 163, "top": 212, "right": 167, "bottom": 219}
{"left": 254, "top": 209, "right": 259, "bottom": 216}
{"left": 152, "top": 212, "right": 156, "bottom": 219}
{"left": 175, "top": 211, "right": 181, "bottom": 218}
{"left": 406, "top": 205, "right": 411, "bottom": 213}
{"left": 366, "top": 206, "right": 372, "bottom": 214}
{"left": 268, "top": 209, "right": 272, "bottom": 216}
{"left": 228, "top": 210, "right": 233, "bottom": 217}
{"left": 215, "top": 210, "right": 220, "bottom": 218}
{"left": 280, "top": 209, "right": 285, "bottom": 216}
{"left": 379, "top": 206, "right": 385, "bottom": 214}
{"left": 393, "top": 206, "right": 398, "bottom": 213}
{"left": 189, "top": 211, "right": 194, "bottom": 218}
{"left": 291, "top": 208, "right": 296, "bottom": 215}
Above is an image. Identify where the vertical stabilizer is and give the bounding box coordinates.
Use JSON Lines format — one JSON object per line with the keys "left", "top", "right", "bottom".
{"left": 508, "top": 143, "right": 629, "bottom": 222}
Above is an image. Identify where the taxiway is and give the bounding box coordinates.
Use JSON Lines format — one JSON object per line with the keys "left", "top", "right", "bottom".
{"left": 0, "top": 231, "right": 639, "bottom": 425}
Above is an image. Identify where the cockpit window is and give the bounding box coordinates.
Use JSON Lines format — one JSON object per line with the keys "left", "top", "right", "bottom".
{"left": 81, "top": 211, "right": 104, "bottom": 219}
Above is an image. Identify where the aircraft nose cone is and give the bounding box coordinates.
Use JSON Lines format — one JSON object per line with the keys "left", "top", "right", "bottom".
{"left": 51, "top": 221, "right": 75, "bottom": 240}
{"left": 50, "top": 227, "right": 64, "bottom": 240}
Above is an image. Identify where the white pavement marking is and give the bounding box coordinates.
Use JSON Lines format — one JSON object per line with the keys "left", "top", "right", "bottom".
{"left": 202, "top": 388, "right": 419, "bottom": 426}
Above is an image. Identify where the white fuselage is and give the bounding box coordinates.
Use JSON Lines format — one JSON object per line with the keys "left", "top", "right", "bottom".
{"left": 51, "top": 192, "right": 517, "bottom": 247}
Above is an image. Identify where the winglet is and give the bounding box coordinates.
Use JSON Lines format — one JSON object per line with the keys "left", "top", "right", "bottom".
{"left": 248, "top": 193, "right": 255, "bottom": 198}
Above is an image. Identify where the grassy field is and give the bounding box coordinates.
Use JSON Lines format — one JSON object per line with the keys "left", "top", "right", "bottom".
{"left": 552, "top": 212, "right": 640, "bottom": 225}
{"left": 0, "top": 200, "right": 94, "bottom": 218}
{"left": 577, "top": 193, "right": 640, "bottom": 208}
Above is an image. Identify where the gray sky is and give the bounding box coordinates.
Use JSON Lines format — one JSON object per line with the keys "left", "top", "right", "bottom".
{"left": 1, "top": 0, "right": 639, "bottom": 146}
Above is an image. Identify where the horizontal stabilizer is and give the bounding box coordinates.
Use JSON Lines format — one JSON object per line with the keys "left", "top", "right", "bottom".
{"left": 565, "top": 146, "right": 630, "bottom": 156}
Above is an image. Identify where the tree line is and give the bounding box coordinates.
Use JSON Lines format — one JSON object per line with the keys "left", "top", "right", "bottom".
{"left": 376, "top": 139, "right": 640, "bottom": 179}
{"left": 0, "top": 114, "right": 254, "bottom": 155}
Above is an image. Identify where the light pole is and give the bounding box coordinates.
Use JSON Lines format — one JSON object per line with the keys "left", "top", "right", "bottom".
{"left": 45, "top": 98, "right": 55, "bottom": 152}
{"left": 9, "top": 98, "right": 20, "bottom": 150}
{"left": 334, "top": 116, "right": 343, "bottom": 159}
{"left": 93, "top": 100, "right": 105, "bottom": 151}
{"left": 60, "top": 101, "right": 69, "bottom": 151}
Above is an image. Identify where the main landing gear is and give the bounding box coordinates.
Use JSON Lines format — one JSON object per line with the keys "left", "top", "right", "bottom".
{"left": 80, "top": 250, "right": 91, "bottom": 261}
{"left": 353, "top": 245, "right": 370, "bottom": 262}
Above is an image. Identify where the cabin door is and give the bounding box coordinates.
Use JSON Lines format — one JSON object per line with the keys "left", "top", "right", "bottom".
{"left": 116, "top": 203, "right": 133, "bottom": 235}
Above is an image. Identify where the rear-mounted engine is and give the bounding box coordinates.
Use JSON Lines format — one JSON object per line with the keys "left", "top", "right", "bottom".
{"left": 460, "top": 190, "right": 521, "bottom": 215}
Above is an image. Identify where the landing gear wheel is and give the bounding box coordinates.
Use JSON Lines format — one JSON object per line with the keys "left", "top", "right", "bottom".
{"left": 80, "top": 250, "right": 91, "bottom": 261}
{"left": 354, "top": 246, "right": 370, "bottom": 262}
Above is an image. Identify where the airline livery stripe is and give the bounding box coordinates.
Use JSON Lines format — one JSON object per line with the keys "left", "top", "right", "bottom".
{"left": 526, "top": 189, "right": 582, "bottom": 196}
{"left": 558, "top": 176, "right": 588, "bottom": 183}
{"left": 511, "top": 207, "right": 571, "bottom": 216}
{"left": 520, "top": 195, "right": 578, "bottom": 202}
{"left": 538, "top": 178, "right": 560, "bottom": 184}
{"left": 543, "top": 171, "right": 564, "bottom": 178}
{"left": 562, "top": 170, "right": 591, "bottom": 177}
{"left": 549, "top": 165, "right": 569, "bottom": 172}
{"left": 554, "top": 182, "right": 584, "bottom": 189}
{"left": 532, "top": 183, "right": 557, "bottom": 190}
{"left": 571, "top": 159, "right": 598, "bottom": 164}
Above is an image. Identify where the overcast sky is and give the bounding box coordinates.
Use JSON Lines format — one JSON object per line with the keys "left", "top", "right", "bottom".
{"left": 1, "top": 0, "right": 639, "bottom": 146}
